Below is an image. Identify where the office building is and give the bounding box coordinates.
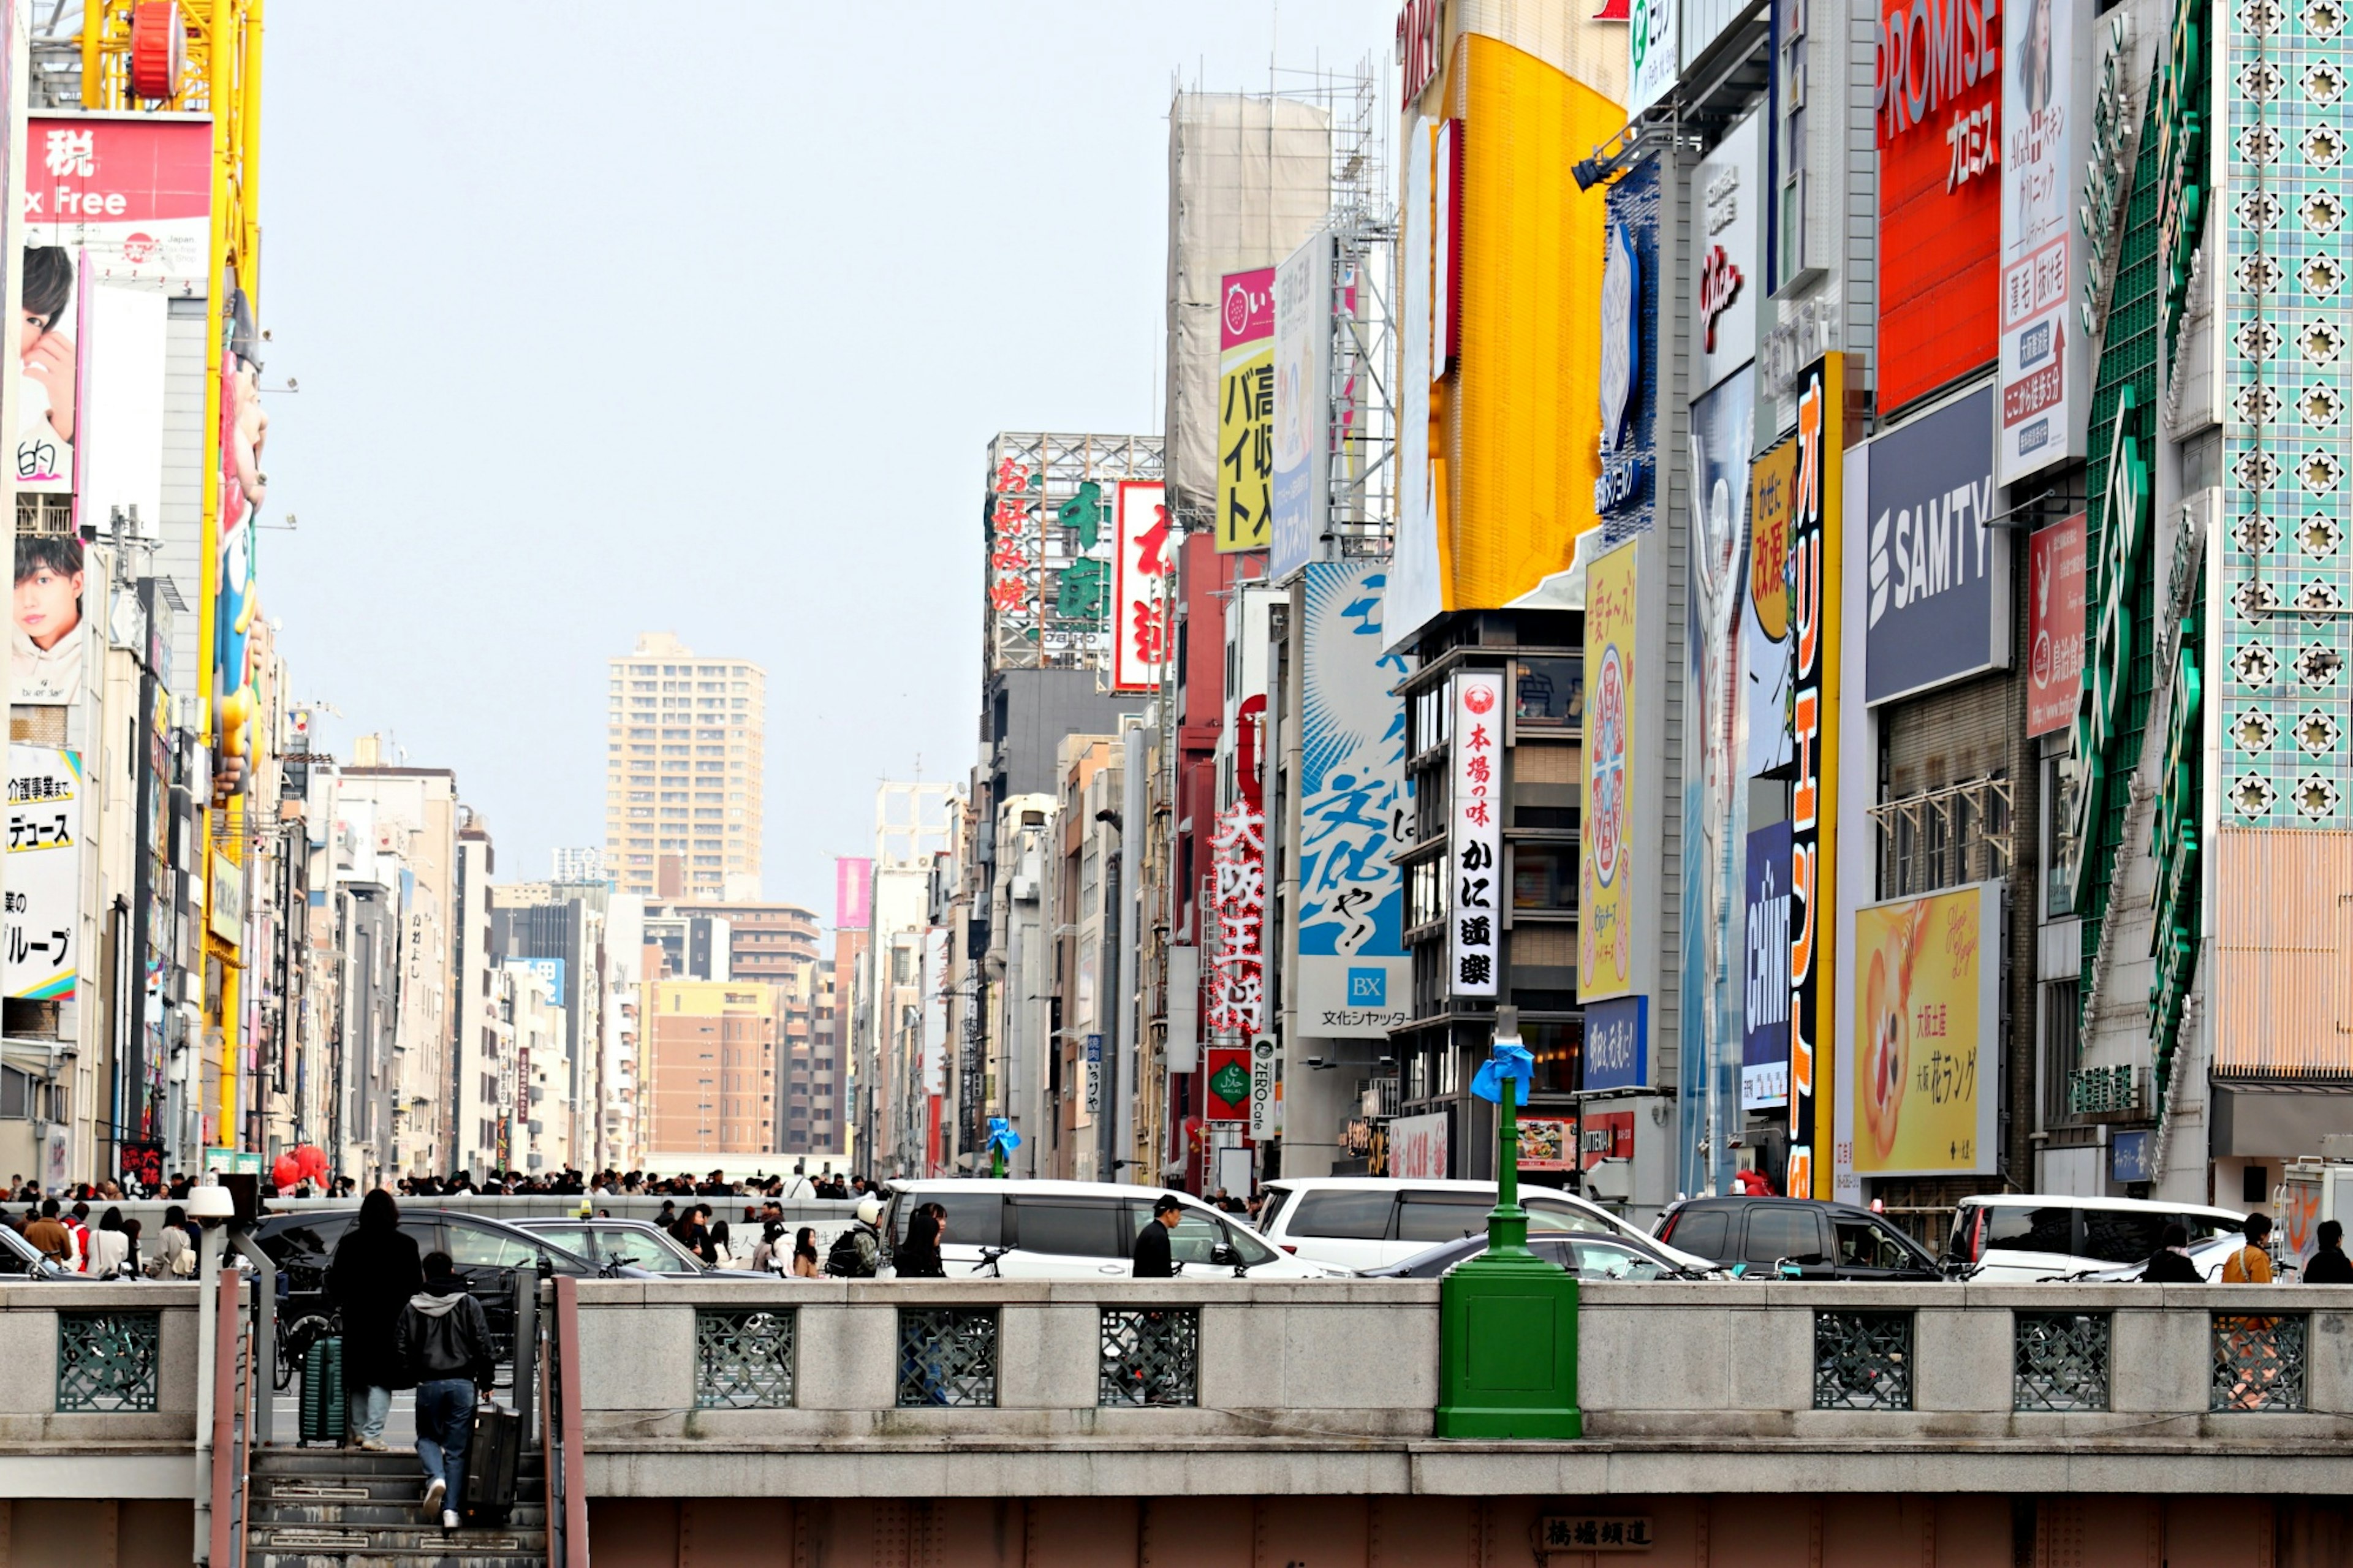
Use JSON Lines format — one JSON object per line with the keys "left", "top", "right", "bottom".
{"left": 604, "top": 632, "right": 765, "bottom": 903}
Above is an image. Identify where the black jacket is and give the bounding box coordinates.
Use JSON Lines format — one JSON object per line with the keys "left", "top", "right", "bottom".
{"left": 327, "top": 1224, "right": 426, "bottom": 1389}
{"left": 2143, "top": 1246, "right": 2205, "bottom": 1283}
{"left": 2305, "top": 1244, "right": 2353, "bottom": 1284}
{"left": 394, "top": 1281, "right": 496, "bottom": 1387}
{"left": 894, "top": 1240, "right": 945, "bottom": 1278}
{"left": 1132, "top": 1219, "right": 1173, "bottom": 1278}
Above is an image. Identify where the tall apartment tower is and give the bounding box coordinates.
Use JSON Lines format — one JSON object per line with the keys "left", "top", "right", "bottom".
{"left": 604, "top": 632, "right": 766, "bottom": 902}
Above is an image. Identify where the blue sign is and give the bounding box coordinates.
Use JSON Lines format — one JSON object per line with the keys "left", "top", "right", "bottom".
{"left": 1584, "top": 995, "right": 1649, "bottom": 1093}
{"left": 1597, "top": 159, "right": 1662, "bottom": 540}
{"left": 1742, "top": 821, "right": 1792, "bottom": 1110}
{"left": 2112, "top": 1129, "right": 2152, "bottom": 1184}
{"left": 1347, "top": 966, "right": 1388, "bottom": 1006}
{"left": 507, "top": 956, "right": 566, "bottom": 997}
{"left": 1085, "top": 1033, "right": 1102, "bottom": 1064}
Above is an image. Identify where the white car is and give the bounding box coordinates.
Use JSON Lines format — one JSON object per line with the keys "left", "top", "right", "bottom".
{"left": 1946, "top": 1194, "right": 2247, "bottom": 1282}
{"left": 881, "top": 1180, "right": 1352, "bottom": 1280}
{"left": 1253, "top": 1177, "right": 1716, "bottom": 1274}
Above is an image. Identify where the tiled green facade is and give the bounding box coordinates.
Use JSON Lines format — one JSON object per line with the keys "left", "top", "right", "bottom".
{"left": 2222, "top": 0, "right": 2353, "bottom": 822}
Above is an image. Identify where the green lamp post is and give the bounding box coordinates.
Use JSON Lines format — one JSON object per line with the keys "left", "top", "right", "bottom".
{"left": 1434, "top": 1006, "right": 1583, "bottom": 1439}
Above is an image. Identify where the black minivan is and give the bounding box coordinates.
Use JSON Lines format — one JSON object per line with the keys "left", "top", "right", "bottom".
{"left": 1653, "top": 1196, "right": 1942, "bottom": 1280}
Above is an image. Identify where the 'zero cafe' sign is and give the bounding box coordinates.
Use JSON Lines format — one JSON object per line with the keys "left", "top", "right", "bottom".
{"left": 1874, "top": 0, "right": 2002, "bottom": 187}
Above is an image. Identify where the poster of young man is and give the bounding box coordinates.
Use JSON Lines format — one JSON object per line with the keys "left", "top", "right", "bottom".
{"left": 12, "top": 530, "right": 82, "bottom": 703}
{"left": 17, "top": 244, "right": 73, "bottom": 492}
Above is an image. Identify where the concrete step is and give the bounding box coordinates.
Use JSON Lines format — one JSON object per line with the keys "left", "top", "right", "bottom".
{"left": 246, "top": 1521, "right": 547, "bottom": 1556}
{"left": 254, "top": 1447, "right": 545, "bottom": 1480}
{"left": 252, "top": 1474, "right": 548, "bottom": 1506}
{"left": 254, "top": 1556, "right": 545, "bottom": 1568}
{"left": 251, "top": 1497, "right": 550, "bottom": 1516}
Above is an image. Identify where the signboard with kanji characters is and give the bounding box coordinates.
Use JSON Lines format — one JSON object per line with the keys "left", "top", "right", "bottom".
{"left": 6, "top": 745, "right": 80, "bottom": 1000}
{"left": 1112, "top": 479, "right": 1170, "bottom": 692}
{"left": 1207, "top": 800, "right": 1266, "bottom": 1040}
{"left": 25, "top": 116, "right": 211, "bottom": 287}
{"left": 1580, "top": 536, "right": 1641, "bottom": 1001}
{"left": 1538, "top": 1515, "right": 1655, "bottom": 1553}
{"left": 1448, "top": 670, "right": 1503, "bottom": 997}
{"left": 1215, "top": 267, "right": 1275, "bottom": 553}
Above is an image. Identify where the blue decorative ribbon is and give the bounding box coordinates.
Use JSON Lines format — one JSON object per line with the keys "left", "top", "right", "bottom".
{"left": 1469, "top": 1039, "right": 1534, "bottom": 1107}
{"left": 987, "top": 1116, "right": 1023, "bottom": 1155}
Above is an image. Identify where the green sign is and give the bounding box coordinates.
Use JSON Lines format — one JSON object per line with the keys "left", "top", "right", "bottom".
{"left": 1209, "top": 1059, "right": 1250, "bottom": 1104}
{"left": 2153, "top": 0, "right": 2206, "bottom": 365}
{"left": 2067, "top": 388, "right": 2151, "bottom": 909}
{"left": 2148, "top": 625, "right": 2201, "bottom": 1085}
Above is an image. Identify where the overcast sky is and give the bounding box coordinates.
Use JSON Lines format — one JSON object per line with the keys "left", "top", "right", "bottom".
{"left": 257, "top": 1, "right": 1392, "bottom": 917}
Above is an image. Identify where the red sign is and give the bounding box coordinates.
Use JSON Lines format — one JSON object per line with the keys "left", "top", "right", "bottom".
{"left": 1396, "top": 0, "right": 1444, "bottom": 107}
{"left": 1873, "top": 0, "right": 2001, "bottom": 411}
{"left": 2026, "top": 513, "right": 2087, "bottom": 736}
{"left": 25, "top": 116, "right": 210, "bottom": 285}
{"left": 1204, "top": 1046, "right": 1251, "bottom": 1123}
{"left": 1580, "top": 1110, "right": 1637, "bottom": 1170}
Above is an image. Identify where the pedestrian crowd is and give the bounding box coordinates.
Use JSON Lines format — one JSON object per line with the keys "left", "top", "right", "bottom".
{"left": 3, "top": 1192, "right": 197, "bottom": 1277}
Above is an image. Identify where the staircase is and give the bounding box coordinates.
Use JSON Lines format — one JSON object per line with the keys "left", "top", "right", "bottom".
{"left": 246, "top": 1447, "right": 549, "bottom": 1568}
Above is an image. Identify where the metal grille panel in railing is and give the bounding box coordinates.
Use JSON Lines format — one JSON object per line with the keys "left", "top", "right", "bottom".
{"left": 2014, "top": 1312, "right": 2111, "bottom": 1411}
{"left": 693, "top": 1308, "right": 795, "bottom": 1409}
{"left": 896, "top": 1308, "right": 998, "bottom": 1407}
{"left": 1812, "top": 1311, "right": 1912, "bottom": 1411}
{"left": 57, "top": 1309, "right": 162, "bottom": 1412}
{"left": 1098, "top": 1308, "right": 1199, "bottom": 1407}
{"left": 2211, "top": 1312, "right": 2308, "bottom": 1412}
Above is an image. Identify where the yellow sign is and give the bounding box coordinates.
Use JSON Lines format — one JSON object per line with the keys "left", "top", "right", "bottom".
{"left": 1578, "top": 537, "right": 1639, "bottom": 1001}
{"left": 1851, "top": 881, "right": 1999, "bottom": 1176}
{"left": 1216, "top": 267, "right": 1276, "bottom": 552}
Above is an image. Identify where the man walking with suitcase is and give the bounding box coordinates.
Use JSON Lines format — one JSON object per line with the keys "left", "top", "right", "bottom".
{"left": 394, "top": 1250, "right": 495, "bottom": 1529}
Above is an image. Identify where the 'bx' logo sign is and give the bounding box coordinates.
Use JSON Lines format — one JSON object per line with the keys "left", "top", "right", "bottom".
{"left": 1347, "top": 968, "right": 1387, "bottom": 1006}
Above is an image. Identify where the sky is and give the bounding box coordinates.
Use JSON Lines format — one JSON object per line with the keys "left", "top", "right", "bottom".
{"left": 257, "top": 2, "right": 1392, "bottom": 917}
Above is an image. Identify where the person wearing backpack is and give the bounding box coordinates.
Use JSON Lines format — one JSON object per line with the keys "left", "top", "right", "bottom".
{"left": 2222, "top": 1213, "right": 2276, "bottom": 1282}
{"left": 394, "top": 1250, "right": 495, "bottom": 1529}
{"left": 826, "top": 1195, "right": 885, "bottom": 1278}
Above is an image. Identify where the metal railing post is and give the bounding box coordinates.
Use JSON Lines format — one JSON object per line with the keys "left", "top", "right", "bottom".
{"left": 510, "top": 1268, "right": 537, "bottom": 1439}
{"left": 230, "top": 1229, "right": 277, "bottom": 1446}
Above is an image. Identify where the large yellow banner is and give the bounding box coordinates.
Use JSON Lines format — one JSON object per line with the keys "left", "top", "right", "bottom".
{"left": 1852, "top": 881, "right": 2000, "bottom": 1176}
{"left": 1578, "top": 537, "right": 1639, "bottom": 1001}
{"left": 1216, "top": 267, "right": 1276, "bottom": 552}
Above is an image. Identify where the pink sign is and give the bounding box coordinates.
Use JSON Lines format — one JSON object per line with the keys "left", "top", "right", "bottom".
{"left": 834, "top": 857, "right": 873, "bottom": 931}
{"left": 25, "top": 117, "right": 211, "bottom": 284}
{"left": 1218, "top": 267, "right": 1275, "bottom": 350}
{"left": 2026, "top": 515, "right": 2086, "bottom": 737}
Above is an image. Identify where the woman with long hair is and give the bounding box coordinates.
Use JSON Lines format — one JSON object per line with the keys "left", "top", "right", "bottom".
{"left": 327, "top": 1189, "right": 424, "bottom": 1450}
{"left": 792, "top": 1226, "right": 822, "bottom": 1278}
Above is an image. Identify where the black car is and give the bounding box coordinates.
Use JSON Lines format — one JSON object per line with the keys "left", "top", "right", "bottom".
{"left": 1362, "top": 1229, "right": 1713, "bottom": 1281}
{"left": 1652, "top": 1196, "right": 1942, "bottom": 1281}
{"left": 253, "top": 1207, "right": 634, "bottom": 1375}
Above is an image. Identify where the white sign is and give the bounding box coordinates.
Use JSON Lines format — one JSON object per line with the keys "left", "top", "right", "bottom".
{"left": 922, "top": 926, "right": 949, "bottom": 1097}
{"left": 1390, "top": 1110, "right": 1450, "bottom": 1178}
{"left": 1997, "top": 0, "right": 2091, "bottom": 483}
{"left": 1629, "top": 0, "right": 1679, "bottom": 112}
{"left": 1449, "top": 671, "right": 1504, "bottom": 996}
{"left": 1692, "top": 112, "right": 1762, "bottom": 391}
{"left": 1111, "top": 480, "right": 1169, "bottom": 692}
{"left": 1249, "top": 1036, "right": 1279, "bottom": 1140}
{"left": 1270, "top": 231, "right": 1333, "bottom": 577}
{"left": 7, "top": 746, "right": 81, "bottom": 1000}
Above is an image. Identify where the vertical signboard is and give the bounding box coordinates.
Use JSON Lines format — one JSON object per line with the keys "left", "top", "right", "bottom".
{"left": 1111, "top": 480, "right": 1170, "bottom": 692}
{"left": 1389, "top": 1108, "right": 1450, "bottom": 1178}
{"left": 6, "top": 744, "right": 78, "bottom": 999}
{"left": 1996, "top": 0, "right": 2091, "bottom": 483}
{"left": 1871, "top": 0, "right": 2003, "bottom": 411}
{"left": 1207, "top": 800, "right": 1266, "bottom": 1040}
{"left": 1851, "top": 881, "right": 2002, "bottom": 1176}
{"left": 1786, "top": 354, "right": 1846, "bottom": 1200}
{"left": 1249, "top": 1036, "right": 1279, "bottom": 1140}
{"left": 2025, "top": 514, "right": 2087, "bottom": 736}
{"left": 921, "top": 926, "right": 948, "bottom": 1098}
{"left": 1297, "top": 559, "right": 1412, "bottom": 1034}
{"left": 1204, "top": 1043, "right": 1251, "bottom": 1122}
{"left": 1270, "top": 231, "right": 1332, "bottom": 577}
{"left": 1216, "top": 268, "right": 1276, "bottom": 552}
{"left": 834, "top": 855, "right": 873, "bottom": 930}
{"left": 1580, "top": 538, "right": 1640, "bottom": 1002}
{"left": 1629, "top": 0, "right": 1680, "bottom": 111}
{"left": 1745, "top": 436, "right": 1797, "bottom": 778}
{"left": 1693, "top": 112, "right": 1762, "bottom": 394}
{"left": 1447, "top": 670, "right": 1503, "bottom": 997}
{"left": 987, "top": 453, "right": 1039, "bottom": 656}
{"left": 1862, "top": 386, "right": 2008, "bottom": 704}
{"left": 1743, "top": 820, "right": 1792, "bottom": 1108}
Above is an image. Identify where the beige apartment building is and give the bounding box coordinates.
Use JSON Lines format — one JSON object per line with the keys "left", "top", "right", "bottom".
{"left": 604, "top": 632, "right": 765, "bottom": 903}
{"left": 644, "top": 979, "right": 786, "bottom": 1161}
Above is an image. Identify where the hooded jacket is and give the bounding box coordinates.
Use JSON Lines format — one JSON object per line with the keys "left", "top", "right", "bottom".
{"left": 394, "top": 1279, "right": 496, "bottom": 1387}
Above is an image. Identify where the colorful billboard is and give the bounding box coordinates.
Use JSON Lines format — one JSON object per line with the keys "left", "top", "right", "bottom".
{"left": 1862, "top": 386, "right": 2008, "bottom": 705}
{"left": 1111, "top": 480, "right": 1170, "bottom": 692}
{"left": 1786, "top": 354, "right": 1847, "bottom": 1200}
{"left": 1594, "top": 164, "right": 1659, "bottom": 539}
{"left": 1851, "top": 880, "right": 2002, "bottom": 1176}
{"left": 834, "top": 856, "right": 873, "bottom": 931}
{"left": 1743, "top": 820, "right": 1792, "bottom": 1108}
{"left": 1216, "top": 267, "right": 1275, "bottom": 553}
{"left": 1744, "top": 434, "right": 1795, "bottom": 778}
{"left": 25, "top": 116, "right": 210, "bottom": 286}
{"left": 15, "top": 244, "right": 72, "bottom": 493}
{"left": 1580, "top": 537, "right": 1641, "bottom": 1002}
{"left": 2025, "top": 513, "right": 2087, "bottom": 737}
{"left": 1295, "top": 559, "right": 1412, "bottom": 1036}
{"left": 12, "top": 529, "right": 83, "bottom": 705}
{"left": 1447, "top": 669, "right": 1503, "bottom": 997}
{"left": 6, "top": 744, "right": 80, "bottom": 999}
{"left": 1204, "top": 1044, "right": 1251, "bottom": 1123}
{"left": 1692, "top": 111, "right": 1762, "bottom": 393}
{"left": 1872, "top": 0, "right": 2002, "bottom": 411}
{"left": 1270, "top": 232, "right": 1330, "bottom": 577}
{"left": 1996, "top": 0, "right": 2091, "bottom": 483}
{"left": 1207, "top": 800, "right": 1267, "bottom": 1039}
{"left": 1517, "top": 1115, "right": 1577, "bottom": 1170}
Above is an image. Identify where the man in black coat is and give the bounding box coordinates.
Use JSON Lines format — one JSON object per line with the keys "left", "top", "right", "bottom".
{"left": 2141, "top": 1221, "right": 2206, "bottom": 1284}
{"left": 2305, "top": 1219, "right": 2353, "bottom": 1283}
{"left": 1132, "top": 1194, "right": 1183, "bottom": 1278}
{"left": 327, "top": 1189, "right": 425, "bottom": 1450}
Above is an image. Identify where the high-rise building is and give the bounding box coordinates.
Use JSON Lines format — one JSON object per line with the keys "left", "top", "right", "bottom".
{"left": 551, "top": 846, "right": 606, "bottom": 884}
{"left": 604, "top": 632, "right": 765, "bottom": 903}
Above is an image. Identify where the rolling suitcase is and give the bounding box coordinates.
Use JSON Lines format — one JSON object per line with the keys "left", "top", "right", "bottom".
{"left": 460, "top": 1399, "right": 522, "bottom": 1527}
{"left": 297, "top": 1334, "right": 345, "bottom": 1445}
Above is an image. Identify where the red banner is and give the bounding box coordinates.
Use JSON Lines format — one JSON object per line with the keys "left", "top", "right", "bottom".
{"left": 2026, "top": 514, "right": 2087, "bottom": 736}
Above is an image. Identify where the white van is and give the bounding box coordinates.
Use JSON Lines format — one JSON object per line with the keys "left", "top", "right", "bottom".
{"left": 1946, "top": 1194, "right": 2246, "bottom": 1281}
{"left": 1253, "top": 1177, "right": 1716, "bottom": 1274}
{"left": 881, "top": 1180, "right": 1351, "bottom": 1281}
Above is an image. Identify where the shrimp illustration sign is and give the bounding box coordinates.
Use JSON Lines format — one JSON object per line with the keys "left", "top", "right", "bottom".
{"left": 1448, "top": 670, "right": 1503, "bottom": 997}
{"left": 1580, "top": 537, "right": 1641, "bottom": 1002}
{"left": 1297, "top": 560, "right": 1412, "bottom": 1034}
{"left": 1850, "top": 881, "right": 2001, "bottom": 1176}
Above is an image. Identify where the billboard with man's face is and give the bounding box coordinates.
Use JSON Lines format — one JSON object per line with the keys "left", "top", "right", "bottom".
{"left": 12, "top": 529, "right": 82, "bottom": 703}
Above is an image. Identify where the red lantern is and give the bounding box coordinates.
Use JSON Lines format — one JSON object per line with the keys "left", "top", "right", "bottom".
{"left": 128, "top": 2, "right": 188, "bottom": 101}
{"left": 271, "top": 1154, "right": 299, "bottom": 1192}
